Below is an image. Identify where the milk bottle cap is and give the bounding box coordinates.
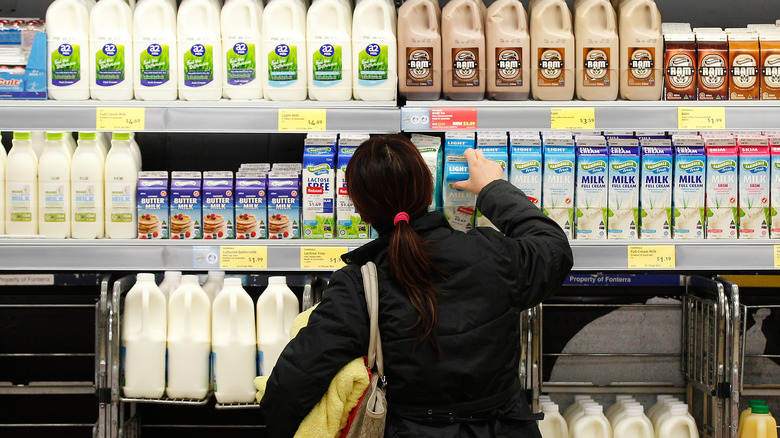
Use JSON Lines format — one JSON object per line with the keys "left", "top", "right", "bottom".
{"left": 670, "top": 404, "right": 689, "bottom": 415}
{"left": 113, "top": 132, "right": 132, "bottom": 141}
{"left": 748, "top": 400, "right": 768, "bottom": 407}
{"left": 137, "top": 272, "right": 155, "bottom": 281}
{"left": 79, "top": 132, "right": 98, "bottom": 140}
{"left": 752, "top": 406, "right": 770, "bottom": 415}
{"left": 269, "top": 276, "right": 287, "bottom": 285}
{"left": 208, "top": 270, "right": 226, "bottom": 278}
{"left": 225, "top": 278, "right": 242, "bottom": 287}
{"left": 625, "top": 406, "right": 644, "bottom": 416}
{"left": 46, "top": 132, "right": 65, "bottom": 141}
{"left": 584, "top": 405, "right": 604, "bottom": 415}
{"left": 182, "top": 274, "right": 200, "bottom": 284}
{"left": 656, "top": 394, "right": 675, "bottom": 402}
{"left": 13, "top": 131, "right": 31, "bottom": 140}
{"left": 542, "top": 403, "right": 560, "bottom": 413}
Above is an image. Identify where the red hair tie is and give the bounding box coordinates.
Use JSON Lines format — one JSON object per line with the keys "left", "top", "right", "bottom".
{"left": 393, "top": 212, "right": 410, "bottom": 226}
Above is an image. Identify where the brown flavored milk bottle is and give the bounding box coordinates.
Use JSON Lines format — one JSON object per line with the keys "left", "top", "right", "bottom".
{"left": 575, "top": 0, "right": 618, "bottom": 100}
{"left": 663, "top": 33, "right": 697, "bottom": 100}
{"left": 619, "top": 0, "right": 663, "bottom": 100}
{"left": 728, "top": 33, "right": 761, "bottom": 100}
{"left": 760, "top": 34, "right": 780, "bottom": 100}
{"left": 442, "top": 0, "right": 486, "bottom": 100}
{"left": 398, "top": 0, "right": 442, "bottom": 101}
{"left": 695, "top": 31, "right": 729, "bottom": 100}
{"left": 530, "top": 0, "right": 574, "bottom": 100}
{"left": 486, "top": 0, "right": 530, "bottom": 100}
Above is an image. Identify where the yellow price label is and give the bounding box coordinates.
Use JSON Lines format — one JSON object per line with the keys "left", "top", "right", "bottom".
{"left": 219, "top": 246, "right": 268, "bottom": 270}
{"left": 627, "top": 245, "right": 676, "bottom": 269}
{"left": 96, "top": 107, "right": 146, "bottom": 131}
{"left": 551, "top": 107, "right": 596, "bottom": 130}
{"left": 775, "top": 245, "right": 780, "bottom": 268}
{"left": 678, "top": 107, "right": 726, "bottom": 130}
{"left": 278, "top": 109, "right": 327, "bottom": 132}
{"left": 301, "top": 247, "right": 348, "bottom": 270}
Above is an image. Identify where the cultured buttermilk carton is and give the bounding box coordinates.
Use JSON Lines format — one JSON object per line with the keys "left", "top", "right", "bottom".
{"left": 302, "top": 139, "right": 336, "bottom": 239}
{"left": 137, "top": 171, "right": 169, "bottom": 239}
{"left": 235, "top": 172, "right": 267, "bottom": 239}
{"left": 640, "top": 139, "right": 673, "bottom": 239}
{"left": 772, "top": 137, "right": 780, "bottom": 238}
{"left": 509, "top": 133, "right": 543, "bottom": 208}
{"left": 705, "top": 137, "right": 739, "bottom": 239}
{"left": 738, "top": 136, "right": 771, "bottom": 239}
{"left": 202, "top": 171, "right": 235, "bottom": 239}
{"left": 267, "top": 170, "right": 301, "bottom": 239}
{"left": 575, "top": 137, "right": 608, "bottom": 240}
{"left": 607, "top": 138, "right": 640, "bottom": 239}
{"left": 475, "top": 132, "right": 508, "bottom": 228}
{"left": 170, "top": 171, "right": 202, "bottom": 239}
{"left": 443, "top": 132, "right": 476, "bottom": 232}
{"left": 673, "top": 137, "right": 706, "bottom": 239}
{"left": 336, "top": 136, "right": 370, "bottom": 239}
{"left": 411, "top": 133, "right": 443, "bottom": 212}
{"left": 542, "top": 138, "right": 575, "bottom": 239}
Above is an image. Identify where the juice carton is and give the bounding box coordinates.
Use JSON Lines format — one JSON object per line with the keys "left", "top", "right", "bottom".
{"left": 170, "top": 171, "right": 202, "bottom": 239}
{"left": 542, "top": 139, "right": 575, "bottom": 239}
{"left": 336, "top": 139, "right": 369, "bottom": 239}
{"left": 302, "top": 139, "right": 336, "bottom": 239}
{"left": 411, "top": 133, "right": 443, "bottom": 212}
{"left": 639, "top": 139, "right": 673, "bottom": 239}
{"left": 137, "top": 171, "right": 169, "bottom": 239}
{"left": 509, "top": 135, "right": 543, "bottom": 208}
{"left": 738, "top": 136, "right": 771, "bottom": 238}
{"left": 607, "top": 138, "right": 640, "bottom": 239}
{"left": 672, "top": 138, "right": 706, "bottom": 239}
{"left": 202, "top": 171, "right": 235, "bottom": 239}
{"left": 443, "top": 158, "right": 475, "bottom": 232}
{"left": 267, "top": 171, "right": 301, "bottom": 239}
{"left": 235, "top": 172, "right": 267, "bottom": 239}
{"left": 771, "top": 137, "right": 780, "bottom": 238}
{"left": 705, "top": 138, "right": 739, "bottom": 239}
{"left": 575, "top": 138, "right": 608, "bottom": 240}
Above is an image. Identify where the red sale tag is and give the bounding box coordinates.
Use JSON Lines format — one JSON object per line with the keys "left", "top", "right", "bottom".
{"left": 430, "top": 107, "right": 478, "bottom": 130}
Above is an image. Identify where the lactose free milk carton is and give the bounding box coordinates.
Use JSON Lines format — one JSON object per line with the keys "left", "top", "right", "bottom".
{"left": 705, "top": 138, "right": 739, "bottom": 239}
{"left": 476, "top": 132, "right": 508, "bottom": 228}
{"left": 302, "top": 139, "right": 336, "bottom": 239}
{"left": 575, "top": 139, "right": 608, "bottom": 240}
{"left": 170, "top": 171, "right": 202, "bottom": 239}
{"left": 640, "top": 140, "right": 673, "bottom": 239}
{"left": 771, "top": 137, "right": 780, "bottom": 238}
{"left": 607, "top": 139, "right": 640, "bottom": 239}
{"left": 267, "top": 171, "right": 300, "bottom": 239}
{"left": 542, "top": 139, "right": 575, "bottom": 239}
{"left": 235, "top": 172, "right": 267, "bottom": 239}
{"left": 673, "top": 138, "right": 706, "bottom": 239}
{"left": 336, "top": 139, "right": 369, "bottom": 239}
{"left": 137, "top": 171, "right": 169, "bottom": 239}
{"left": 509, "top": 135, "right": 543, "bottom": 208}
{"left": 738, "top": 136, "right": 771, "bottom": 238}
{"left": 202, "top": 171, "right": 235, "bottom": 239}
{"left": 411, "top": 134, "right": 443, "bottom": 212}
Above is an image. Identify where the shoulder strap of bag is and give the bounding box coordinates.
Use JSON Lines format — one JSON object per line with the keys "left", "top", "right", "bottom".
{"left": 361, "top": 261, "right": 384, "bottom": 379}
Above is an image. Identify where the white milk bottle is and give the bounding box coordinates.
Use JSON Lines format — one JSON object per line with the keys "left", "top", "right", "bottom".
{"left": 178, "top": 0, "right": 223, "bottom": 100}
{"left": 256, "top": 276, "right": 299, "bottom": 376}
{"left": 167, "top": 275, "right": 212, "bottom": 400}
{"left": 605, "top": 395, "right": 635, "bottom": 422}
{"left": 63, "top": 132, "right": 77, "bottom": 156}
{"left": 134, "top": 0, "right": 179, "bottom": 100}
{"left": 646, "top": 395, "right": 676, "bottom": 422}
{"left": 619, "top": 0, "right": 662, "bottom": 100}
{"left": 46, "top": 0, "right": 91, "bottom": 100}
{"left": 89, "top": 0, "right": 135, "bottom": 100}
{"left": 6, "top": 132, "right": 39, "bottom": 236}
{"left": 442, "top": 0, "right": 485, "bottom": 100}
{"left": 352, "top": 0, "right": 397, "bottom": 100}
{"left": 122, "top": 273, "right": 167, "bottom": 399}
{"left": 613, "top": 405, "right": 654, "bottom": 438}
{"left": 222, "top": 0, "right": 264, "bottom": 100}
{"left": 655, "top": 404, "right": 698, "bottom": 438}
{"left": 610, "top": 401, "right": 643, "bottom": 426}
{"left": 128, "top": 133, "right": 143, "bottom": 171}
{"left": 486, "top": 0, "right": 530, "bottom": 100}
{"left": 262, "top": 0, "right": 308, "bottom": 101}
{"left": 570, "top": 404, "right": 611, "bottom": 438}
{"left": 104, "top": 132, "right": 139, "bottom": 239}
{"left": 31, "top": 131, "right": 45, "bottom": 159}
{"left": 651, "top": 399, "right": 684, "bottom": 428}
{"left": 539, "top": 403, "right": 569, "bottom": 438}
{"left": 158, "top": 271, "right": 183, "bottom": 300}
{"left": 81, "top": 0, "right": 97, "bottom": 11}
{"left": 564, "top": 396, "right": 595, "bottom": 424}
{"left": 38, "top": 132, "right": 72, "bottom": 239}
{"left": 212, "top": 278, "right": 257, "bottom": 403}
{"left": 575, "top": 0, "right": 618, "bottom": 100}
{"left": 307, "top": 0, "right": 353, "bottom": 100}
{"left": 71, "top": 132, "right": 105, "bottom": 239}
{"left": 201, "top": 270, "right": 226, "bottom": 303}
{"left": 569, "top": 401, "right": 600, "bottom": 432}
{"left": 530, "top": 0, "right": 575, "bottom": 100}
{"left": 0, "top": 135, "right": 5, "bottom": 235}
{"left": 397, "top": 0, "right": 442, "bottom": 101}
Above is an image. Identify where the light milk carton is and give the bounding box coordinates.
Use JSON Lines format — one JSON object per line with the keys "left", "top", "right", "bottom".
{"left": 673, "top": 138, "right": 706, "bottom": 239}
{"left": 772, "top": 138, "right": 780, "bottom": 238}
{"left": 640, "top": 139, "right": 674, "bottom": 239}
{"left": 137, "top": 171, "right": 169, "bottom": 239}
{"left": 235, "top": 172, "right": 267, "bottom": 239}
{"left": 411, "top": 134, "right": 443, "bottom": 212}
{"left": 542, "top": 139, "right": 576, "bottom": 239}
{"left": 705, "top": 138, "right": 739, "bottom": 239}
{"left": 267, "top": 171, "right": 301, "bottom": 239}
{"left": 575, "top": 139, "right": 608, "bottom": 240}
{"left": 170, "top": 171, "right": 202, "bottom": 239}
{"left": 738, "top": 137, "right": 771, "bottom": 239}
{"left": 336, "top": 139, "right": 369, "bottom": 239}
{"left": 443, "top": 158, "right": 475, "bottom": 232}
{"left": 202, "top": 171, "right": 235, "bottom": 239}
{"left": 444, "top": 132, "right": 475, "bottom": 159}
{"left": 302, "top": 139, "right": 336, "bottom": 239}
{"left": 475, "top": 133, "right": 508, "bottom": 228}
{"left": 509, "top": 136, "right": 543, "bottom": 208}
{"left": 607, "top": 139, "right": 640, "bottom": 239}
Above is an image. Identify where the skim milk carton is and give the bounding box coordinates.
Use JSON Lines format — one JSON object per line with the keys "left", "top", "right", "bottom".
{"left": 542, "top": 139, "right": 576, "bottom": 239}
{"left": 337, "top": 136, "right": 369, "bottom": 239}
{"left": 302, "top": 139, "right": 336, "bottom": 239}
{"left": 673, "top": 137, "right": 706, "bottom": 239}
{"left": 170, "top": 171, "right": 202, "bottom": 239}
{"left": 705, "top": 137, "right": 739, "bottom": 239}
{"left": 267, "top": 171, "right": 300, "bottom": 239}
{"left": 202, "top": 171, "right": 235, "bottom": 239}
{"left": 509, "top": 134, "right": 543, "bottom": 208}
{"left": 771, "top": 137, "right": 780, "bottom": 238}
{"left": 607, "top": 139, "right": 640, "bottom": 239}
{"left": 575, "top": 138, "right": 608, "bottom": 240}
{"left": 137, "top": 171, "right": 169, "bottom": 239}
{"left": 411, "top": 134, "right": 443, "bottom": 212}
{"left": 475, "top": 132, "right": 508, "bottom": 228}
{"left": 443, "top": 158, "right": 474, "bottom": 232}
{"left": 235, "top": 172, "right": 267, "bottom": 239}
{"left": 738, "top": 136, "right": 771, "bottom": 239}
{"left": 640, "top": 139, "right": 674, "bottom": 239}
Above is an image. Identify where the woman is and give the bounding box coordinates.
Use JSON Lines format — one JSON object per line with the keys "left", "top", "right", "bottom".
{"left": 259, "top": 135, "right": 573, "bottom": 437}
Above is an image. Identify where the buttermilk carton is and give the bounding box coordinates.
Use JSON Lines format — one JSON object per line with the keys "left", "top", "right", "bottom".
{"left": 639, "top": 139, "right": 673, "bottom": 239}
{"left": 302, "top": 139, "right": 336, "bottom": 239}
{"left": 575, "top": 138, "right": 608, "bottom": 240}
{"left": 137, "top": 171, "right": 169, "bottom": 239}
{"left": 475, "top": 132, "right": 508, "bottom": 228}
{"left": 336, "top": 137, "right": 369, "bottom": 239}
{"left": 771, "top": 137, "right": 780, "bottom": 238}
{"left": 170, "top": 171, "right": 202, "bottom": 239}
{"left": 509, "top": 135, "right": 543, "bottom": 208}
{"left": 411, "top": 133, "right": 443, "bottom": 212}
{"left": 673, "top": 137, "right": 706, "bottom": 239}
{"left": 542, "top": 139, "right": 575, "bottom": 239}
{"left": 267, "top": 171, "right": 300, "bottom": 239}
{"left": 705, "top": 137, "right": 739, "bottom": 239}
{"left": 235, "top": 172, "right": 267, "bottom": 239}
{"left": 738, "top": 136, "right": 771, "bottom": 239}
{"left": 202, "top": 171, "right": 235, "bottom": 239}
{"left": 607, "top": 139, "right": 640, "bottom": 239}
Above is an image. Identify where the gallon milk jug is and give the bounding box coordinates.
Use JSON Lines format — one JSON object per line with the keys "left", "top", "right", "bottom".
{"left": 201, "top": 270, "right": 226, "bottom": 303}
{"left": 104, "top": 132, "right": 139, "bottom": 239}
{"left": 569, "top": 401, "right": 600, "bottom": 432}
{"left": 571, "top": 404, "right": 611, "bottom": 438}
{"left": 574, "top": 0, "right": 618, "bottom": 100}
{"left": 31, "top": 131, "right": 46, "bottom": 159}
{"left": 740, "top": 401, "right": 769, "bottom": 434}
{"left": 212, "top": 278, "right": 257, "bottom": 403}
{"left": 222, "top": 0, "right": 264, "bottom": 100}
{"left": 739, "top": 405, "right": 778, "bottom": 438}
{"left": 167, "top": 275, "right": 212, "bottom": 400}
{"left": 564, "top": 396, "right": 595, "bottom": 424}
{"left": 38, "top": 132, "right": 72, "bottom": 239}
{"left": 539, "top": 403, "right": 569, "bottom": 438}
{"left": 89, "top": 0, "right": 135, "bottom": 100}
{"left": 256, "top": 276, "right": 299, "bottom": 376}
{"left": 610, "top": 401, "right": 642, "bottom": 426}
{"left": 646, "top": 395, "right": 676, "bottom": 422}
{"left": 178, "top": 0, "right": 223, "bottom": 100}
{"left": 46, "top": 0, "right": 91, "bottom": 100}
{"left": 613, "top": 405, "right": 654, "bottom": 438}
{"left": 352, "top": 0, "right": 397, "bottom": 100}
{"left": 6, "top": 132, "right": 39, "bottom": 236}
{"left": 134, "top": 0, "right": 179, "bottom": 101}
{"left": 651, "top": 399, "right": 684, "bottom": 429}
{"left": 442, "top": 0, "right": 485, "bottom": 100}
{"left": 397, "top": 0, "right": 442, "bottom": 101}
{"left": 605, "top": 395, "right": 636, "bottom": 422}
{"left": 486, "top": 0, "right": 530, "bottom": 100}
{"left": 122, "top": 273, "right": 167, "bottom": 399}
{"left": 307, "top": 0, "right": 352, "bottom": 101}
{"left": 71, "top": 132, "right": 105, "bottom": 239}
{"left": 655, "top": 404, "right": 699, "bottom": 438}
{"left": 261, "top": 0, "right": 308, "bottom": 101}
{"left": 619, "top": 0, "right": 662, "bottom": 100}
{"left": 0, "top": 135, "right": 5, "bottom": 235}
{"left": 158, "top": 271, "right": 183, "bottom": 300}
{"left": 530, "top": 0, "right": 574, "bottom": 100}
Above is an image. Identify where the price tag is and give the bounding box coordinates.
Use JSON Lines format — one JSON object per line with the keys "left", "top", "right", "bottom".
{"left": 219, "top": 246, "right": 268, "bottom": 270}
{"left": 278, "top": 109, "right": 327, "bottom": 132}
{"left": 551, "top": 107, "right": 596, "bottom": 130}
{"left": 430, "top": 107, "right": 478, "bottom": 130}
{"left": 775, "top": 245, "right": 780, "bottom": 268}
{"left": 96, "top": 107, "right": 145, "bottom": 131}
{"left": 301, "top": 247, "right": 348, "bottom": 270}
{"left": 678, "top": 107, "right": 726, "bottom": 130}
{"left": 627, "top": 245, "right": 676, "bottom": 269}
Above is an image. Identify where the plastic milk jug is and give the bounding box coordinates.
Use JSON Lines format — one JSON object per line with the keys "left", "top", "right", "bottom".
{"left": 6, "top": 132, "right": 39, "bottom": 236}
{"left": 739, "top": 405, "right": 778, "bottom": 438}
{"left": 134, "top": 0, "right": 179, "bottom": 100}
{"left": 647, "top": 395, "right": 677, "bottom": 422}
{"left": 619, "top": 0, "right": 662, "bottom": 100}
{"left": 651, "top": 399, "right": 685, "bottom": 428}
{"left": 571, "top": 404, "right": 611, "bottom": 438}
{"left": 89, "top": 0, "right": 134, "bottom": 100}
{"left": 122, "top": 273, "right": 167, "bottom": 399}
{"left": 71, "top": 132, "right": 106, "bottom": 238}
{"left": 352, "top": 0, "right": 397, "bottom": 100}
{"left": 46, "top": 0, "right": 91, "bottom": 100}
{"left": 212, "top": 278, "right": 257, "bottom": 403}
{"left": 178, "top": 0, "right": 223, "bottom": 100}
{"left": 201, "top": 270, "right": 226, "bottom": 303}
{"left": 740, "top": 401, "right": 769, "bottom": 434}
{"left": 574, "top": 0, "right": 618, "bottom": 100}
{"left": 442, "top": 0, "right": 485, "bottom": 100}
{"left": 38, "top": 132, "right": 72, "bottom": 239}
{"left": 0, "top": 135, "right": 5, "bottom": 235}
{"left": 655, "top": 404, "right": 699, "bottom": 438}
{"left": 610, "top": 401, "right": 643, "bottom": 426}
{"left": 613, "top": 405, "right": 655, "bottom": 438}
{"left": 306, "top": 0, "right": 352, "bottom": 100}
{"left": 104, "top": 132, "right": 139, "bottom": 239}
{"left": 158, "top": 271, "right": 183, "bottom": 300}
{"left": 398, "top": 0, "right": 442, "bottom": 100}
{"left": 486, "top": 0, "right": 530, "bottom": 100}
{"left": 530, "top": 0, "right": 575, "bottom": 100}
{"left": 262, "top": 0, "right": 308, "bottom": 101}
{"left": 569, "top": 401, "right": 600, "bottom": 431}
{"left": 166, "top": 275, "right": 212, "bottom": 400}
{"left": 222, "top": 0, "right": 264, "bottom": 99}
{"left": 256, "top": 276, "right": 299, "bottom": 376}
{"left": 539, "top": 403, "right": 569, "bottom": 438}
{"left": 605, "top": 395, "right": 636, "bottom": 422}
{"left": 564, "top": 395, "right": 595, "bottom": 424}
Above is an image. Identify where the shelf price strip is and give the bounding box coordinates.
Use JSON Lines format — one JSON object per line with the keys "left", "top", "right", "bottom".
{"left": 775, "top": 245, "right": 780, "bottom": 269}
{"left": 219, "top": 246, "right": 268, "bottom": 270}
{"left": 430, "top": 107, "right": 477, "bottom": 130}
{"left": 551, "top": 107, "right": 595, "bottom": 130}
{"left": 96, "top": 107, "right": 146, "bottom": 131}
{"left": 278, "top": 109, "right": 327, "bottom": 132}
{"left": 678, "top": 107, "right": 726, "bottom": 130}
{"left": 627, "top": 245, "right": 676, "bottom": 269}
{"left": 301, "top": 247, "right": 348, "bottom": 270}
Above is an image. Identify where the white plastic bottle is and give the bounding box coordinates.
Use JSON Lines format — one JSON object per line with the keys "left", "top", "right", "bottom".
{"left": 646, "top": 395, "right": 676, "bottom": 424}
{"left": 655, "top": 404, "right": 698, "bottom": 438}
{"left": 122, "top": 273, "right": 167, "bottom": 399}
{"left": 89, "top": 0, "right": 135, "bottom": 100}
{"left": 261, "top": 0, "right": 308, "bottom": 101}
{"left": 539, "top": 403, "right": 569, "bottom": 438}
{"left": 0, "top": 135, "right": 5, "bottom": 235}
{"left": 605, "top": 395, "right": 636, "bottom": 422}
{"left": 221, "top": 0, "right": 264, "bottom": 99}
{"left": 201, "top": 270, "right": 226, "bottom": 303}
{"left": 256, "top": 276, "right": 299, "bottom": 376}
{"left": 307, "top": 0, "right": 352, "bottom": 100}
{"left": 564, "top": 395, "right": 595, "bottom": 424}
{"left": 38, "top": 132, "right": 72, "bottom": 239}
{"left": 134, "top": 0, "right": 179, "bottom": 100}
{"left": 613, "top": 405, "right": 654, "bottom": 438}
{"left": 71, "top": 132, "right": 106, "bottom": 239}
{"left": 158, "top": 271, "right": 183, "bottom": 300}
{"left": 31, "top": 131, "right": 45, "bottom": 159}
{"left": 352, "top": 0, "right": 397, "bottom": 101}
{"left": 104, "top": 132, "right": 139, "bottom": 239}
{"left": 167, "top": 275, "right": 212, "bottom": 400}
{"left": 610, "top": 401, "right": 643, "bottom": 427}
{"left": 212, "top": 278, "right": 258, "bottom": 403}
{"left": 46, "top": 0, "right": 91, "bottom": 100}
{"left": 570, "top": 404, "right": 611, "bottom": 438}
{"left": 129, "top": 133, "right": 143, "bottom": 172}
{"left": 569, "top": 401, "right": 600, "bottom": 432}
{"left": 6, "top": 132, "right": 39, "bottom": 236}
{"left": 96, "top": 132, "right": 110, "bottom": 157}
{"left": 63, "top": 132, "right": 77, "bottom": 156}
{"left": 178, "top": 0, "right": 224, "bottom": 100}
{"left": 651, "top": 399, "right": 684, "bottom": 429}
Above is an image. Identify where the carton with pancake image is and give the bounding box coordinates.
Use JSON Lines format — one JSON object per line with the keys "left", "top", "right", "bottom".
{"left": 303, "top": 139, "right": 336, "bottom": 239}
{"left": 267, "top": 171, "right": 300, "bottom": 239}
{"left": 137, "top": 171, "right": 169, "bottom": 239}
{"left": 235, "top": 172, "right": 267, "bottom": 239}
{"left": 640, "top": 139, "right": 673, "bottom": 239}
{"left": 202, "top": 171, "right": 235, "bottom": 239}
{"left": 170, "top": 171, "right": 202, "bottom": 239}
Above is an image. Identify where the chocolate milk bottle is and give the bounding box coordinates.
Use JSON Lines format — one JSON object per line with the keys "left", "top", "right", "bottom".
{"left": 398, "top": 0, "right": 442, "bottom": 100}
{"left": 442, "top": 0, "right": 486, "bottom": 100}
{"left": 760, "top": 34, "right": 780, "bottom": 100}
{"left": 695, "top": 31, "right": 729, "bottom": 100}
{"left": 619, "top": 0, "right": 663, "bottom": 100}
{"left": 575, "top": 0, "right": 618, "bottom": 100}
{"left": 728, "top": 33, "right": 761, "bottom": 100}
{"left": 530, "top": 0, "right": 574, "bottom": 100}
{"left": 664, "top": 33, "right": 697, "bottom": 100}
{"left": 486, "top": 0, "right": 530, "bottom": 100}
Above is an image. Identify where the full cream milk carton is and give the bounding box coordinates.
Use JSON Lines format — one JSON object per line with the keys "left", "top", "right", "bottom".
{"left": 411, "top": 134, "right": 443, "bottom": 212}
{"left": 607, "top": 139, "right": 640, "bottom": 239}
{"left": 267, "top": 171, "right": 300, "bottom": 239}
{"left": 509, "top": 135, "right": 543, "bottom": 208}
{"left": 673, "top": 138, "right": 706, "bottom": 239}
{"left": 202, "top": 171, "right": 235, "bottom": 239}
{"left": 137, "top": 171, "right": 169, "bottom": 239}
{"left": 603, "top": 130, "right": 635, "bottom": 140}
{"left": 235, "top": 172, "right": 267, "bottom": 239}
{"left": 170, "top": 171, "right": 202, "bottom": 239}
{"left": 575, "top": 138, "right": 608, "bottom": 240}
{"left": 636, "top": 131, "right": 668, "bottom": 140}
{"left": 475, "top": 132, "right": 508, "bottom": 228}
{"left": 738, "top": 136, "right": 771, "bottom": 238}
{"left": 302, "top": 139, "right": 336, "bottom": 239}
{"left": 705, "top": 138, "right": 739, "bottom": 239}
{"left": 337, "top": 137, "right": 370, "bottom": 239}
{"left": 542, "top": 139, "right": 575, "bottom": 239}
{"left": 640, "top": 139, "right": 674, "bottom": 239}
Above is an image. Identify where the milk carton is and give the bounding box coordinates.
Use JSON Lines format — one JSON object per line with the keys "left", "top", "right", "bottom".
{"left": 705, "top": 138, "right": 739, "bottom": 239}
{"left": 673, "top": 138, "right": 706, "bottom": 239}
{"left": 444, "top": 132, "right": 476, "bottom": 159}
{"left": 542, "top": 139, "right": 575, "bottom": 239}
{"left": 235, "top": 172, "right": 267, "bottom": 239}
{"left": 607, "top": 139, "right": 640, "bottom": 239}
{"left": 137, "top": 171, "right": 169, "bottom": 239}
{"left": 443, "top": 158, "right": 475, "bottom": 232}
{"left": 267, "top": 171, "right": 300, "bottom": 239}
{"left": 575, "top": 138, "right": 608, "bottom": 240}
{"left": 509, "top": 136, "right": 543, "bottom": 208}
{"left": 636, "top": 130, "right": 667, "bottom": 140}
{"left": 202, "top": 171, "right": 234, "bottom": 239}
{"left": 336, "top": 138, "right": 369, "bottom": 239}
{"left": 475, "top": 133, "right": 508, "bottom": 228}
{"left": 772, "top": 138, "right": 780, "bottom": 238}
{"left": 411, "top": 134, "right": 443, "bottom": 212}
{"left": 738, "top": 136, "right": 771, "bottom": 239}
{"left": 302, "top": 139, "right": 336, "bottom": 239}
{"left": 603, "top": 130, "right": 635, "bottom": 140}
{"left": 640, "top": 139, "right": 673, "bottom": 239}
{"left": 170, "top": 171, "right": 202, "bottom": 239}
